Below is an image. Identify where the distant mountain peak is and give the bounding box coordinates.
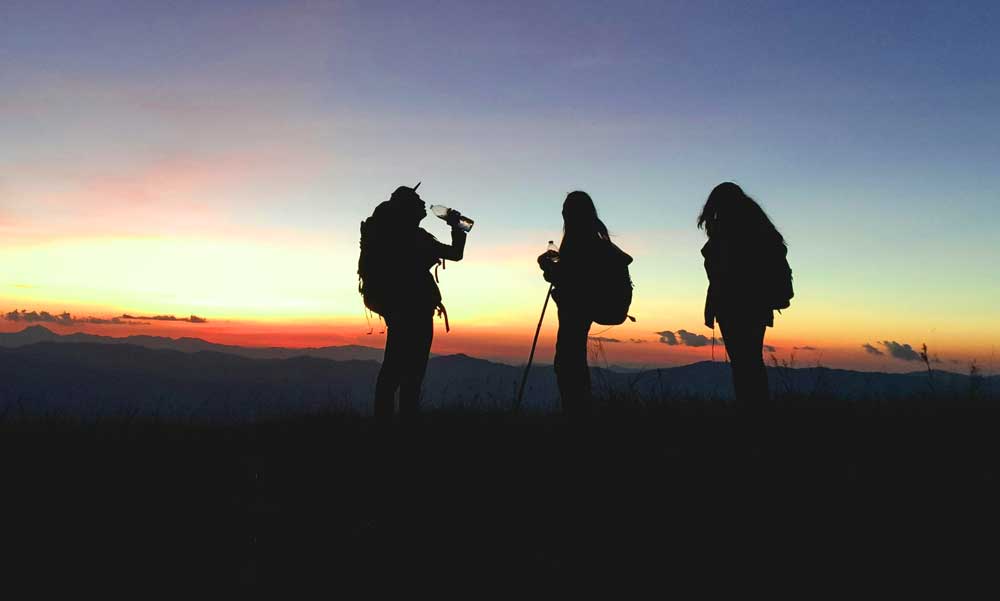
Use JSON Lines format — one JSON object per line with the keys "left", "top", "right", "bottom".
{"left": 22, "top": 325, "right": 55, "bottom": 334}
{"left": 3, "top": 325, "right": 60, "bottom": 341}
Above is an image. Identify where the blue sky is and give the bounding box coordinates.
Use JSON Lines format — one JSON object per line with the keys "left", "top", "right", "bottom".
{"left": 2, "top": 1, "right": 998, "bottom": 367}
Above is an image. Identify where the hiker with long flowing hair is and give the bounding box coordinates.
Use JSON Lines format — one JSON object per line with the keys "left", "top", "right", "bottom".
{"left": 699, "top": 182, "right": 792, "bottom": 412}
{"left": 538, "top": 191, "right": 632, "bottom": 418}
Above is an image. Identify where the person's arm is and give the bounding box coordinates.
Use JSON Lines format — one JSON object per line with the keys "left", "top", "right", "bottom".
{"left": 427, "top": 226, "right": 467, "bottom": 262}
{"left": 701, "top": 240, "right": 719, "bottom": 328}
{"left": 704, "top": 286, "right": 716, "bottom": 329}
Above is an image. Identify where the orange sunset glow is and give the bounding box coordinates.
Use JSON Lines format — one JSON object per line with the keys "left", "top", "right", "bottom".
{"left": 2, "top": 1, "right": 997, "bottom": 375}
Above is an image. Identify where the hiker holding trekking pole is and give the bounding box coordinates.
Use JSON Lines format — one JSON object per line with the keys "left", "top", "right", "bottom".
{"left": 358, "top": 183, "right": 473, "bottom": 424}
{"left": 536, "top": 191, "right": 633, "bottom": 419}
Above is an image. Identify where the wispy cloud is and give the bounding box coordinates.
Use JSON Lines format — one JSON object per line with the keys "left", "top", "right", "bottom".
{"left": 588, "top": 336, "right": 621, "bottom": 343}
{"left": 5, "top": 309, "right": 208, "bottom": 326}
{"left": 656, "top": 329, "right": 712, "bottom": 347}
{"left": 864, "top": 340, "right": 923, "bottom": 361}
{"left": 763, "top": 344, "right": 777, "bottom": 353}
{"left": 4, "top": 309, "right": 145, "bottom": 326}
{"left": 122, "top": 314, "right": 208, "bottom": 323}
{"left": 794, "top": 346, "right": 819, "bottom": 351}
{"left": 657, "top": 331, "right": 678, "bottom": 345}
{"left": 862, "top": 343, "right": 884, "bottom": 356}
{"left": 879, "top": 340, "right": 921, "bottom": 362}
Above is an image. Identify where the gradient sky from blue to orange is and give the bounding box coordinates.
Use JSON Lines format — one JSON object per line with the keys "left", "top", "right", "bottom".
{"left": 2, "top": 1, "right": 999, "bottom": 371}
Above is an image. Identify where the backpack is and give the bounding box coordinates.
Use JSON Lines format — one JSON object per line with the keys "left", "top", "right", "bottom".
{"left": 358, "top": 206, "right": 448, "bottom": 321}
{"left": 357, "top": 205, "right": 397, "bottom": 317}
{"left": 767, "top": 249, "right": 794, "bottom": 311}
{"left": 590, "top": 241, "right": 635, "bottom": 326}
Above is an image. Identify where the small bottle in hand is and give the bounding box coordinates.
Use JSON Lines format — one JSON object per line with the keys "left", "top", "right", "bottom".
{"left": 430, "top": 205, "right": 475, "bottom": 232}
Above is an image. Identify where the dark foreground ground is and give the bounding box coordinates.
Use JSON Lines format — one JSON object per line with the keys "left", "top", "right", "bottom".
{"left": 3, "top": 408, "right": 1000, "bottom": 593}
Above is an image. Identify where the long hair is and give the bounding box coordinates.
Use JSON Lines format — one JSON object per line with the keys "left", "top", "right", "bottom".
{"left": 697, "top": 182, "right": 784, "bottom": 245}
{"left": 560, "top": 191, "right": 609, "bottom": 255}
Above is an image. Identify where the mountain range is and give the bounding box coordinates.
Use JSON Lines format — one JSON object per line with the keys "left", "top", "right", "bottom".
{"left": 0, "top": 326, "right": 995, "bottom": 418}
{"left": 0, "top": 325, "right": 386, "bottom": 362}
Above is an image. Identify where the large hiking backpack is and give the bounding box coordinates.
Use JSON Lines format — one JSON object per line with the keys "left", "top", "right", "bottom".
{"left": 591, "top": 241, "right": 634, "bottom": 326}
{"left": 357, "top": 204, "right": 397, "bottom": 317}
{"left": 358, "top": 206, "right": 447, "bottom": 320}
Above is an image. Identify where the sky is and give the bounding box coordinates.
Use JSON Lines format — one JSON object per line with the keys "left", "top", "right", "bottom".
{"left": 2, "top": 0, "right": 998, "bottom": 372}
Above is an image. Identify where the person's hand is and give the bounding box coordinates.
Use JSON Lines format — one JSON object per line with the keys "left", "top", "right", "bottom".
{"left": 445, "top": 209, "right": 462, "bottom": 228}
{"left": 537, "top": 251, "right": 558, "bottom": 267}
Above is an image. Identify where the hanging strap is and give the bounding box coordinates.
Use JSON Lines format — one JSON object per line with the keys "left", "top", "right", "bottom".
{"left": 434, "top": 259, "right": 447, "bottom": 284}
{"left": 436, "top": 302, "right": 450, "bottom": 333}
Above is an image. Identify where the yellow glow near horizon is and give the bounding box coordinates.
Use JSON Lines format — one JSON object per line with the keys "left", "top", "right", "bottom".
{"left": 2, "top": 233, "right": 995, "bottom": 368}
{"left": 0, "top": 234, "right": 587, "bottom": 325}
{"left": 2, "top": 235, "right": 358, "bottom": 319}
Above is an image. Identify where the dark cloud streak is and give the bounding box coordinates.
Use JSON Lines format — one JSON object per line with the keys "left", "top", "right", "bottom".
{"left": 121, "top": 314, "right": 208, "bottom": 323}
{"left": 4, "top": 309, "right": 148, "bottom": 326}
{"left": 656, "top": 331, "right": 678, "bottom": 345}
{"left": 657, "top": 329, "right": 712, "bottom": 347}
{"left": 5, "top": 309, "right": 206, "bottom": 326}
{"left": 677, "top": 329, "right": 711, "bottom": 347}
{"left": 879, "top": 340, "right": 921, "bottom": 362}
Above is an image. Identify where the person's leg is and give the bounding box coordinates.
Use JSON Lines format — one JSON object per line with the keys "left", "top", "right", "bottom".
{"left": 374, "top": 315, "right": 401, "bottom": 423}
{"left": 720, "top": 319, "right": 769, "bottom": 411}
{"left": 577, "top": 320, "right": 593, "bottom": 416}
{"left": 398, "top": 309, "right": 434, "bottom": 423}
{"left": 747, "top": 323, "right": 771, "bottom": 412}
{"left": 720, "top": 319, "right": 749, "bottom": 406}
{"left": 718, "top": 319, "right": 735, "bottom": 401}
{"left": 554, "top": 306, "right": 592, "bottom": 418}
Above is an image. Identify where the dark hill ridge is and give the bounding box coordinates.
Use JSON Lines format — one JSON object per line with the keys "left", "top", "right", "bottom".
{"left": 0, "top": 342, "right": 382, "bottom": 418}
{"left": 1, "top": 339, "right": 996, "bottom": 419}
{"left": 0, "top": 325, "right": 386, "bottom": 362}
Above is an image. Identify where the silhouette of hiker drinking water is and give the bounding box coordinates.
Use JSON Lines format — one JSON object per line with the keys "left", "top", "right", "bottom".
{"left": 358, "top": 183, "right": 471, "bottom": 423}
{"left": 699, "top": 182, "right": 792, "bottom": 413}
{"left": 538, "top": 191, "right": 633, "bottom": 419}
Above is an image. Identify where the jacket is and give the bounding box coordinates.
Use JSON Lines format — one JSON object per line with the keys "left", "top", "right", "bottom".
{"left": 702, "top": 234, "right": 786, "bottom": 328}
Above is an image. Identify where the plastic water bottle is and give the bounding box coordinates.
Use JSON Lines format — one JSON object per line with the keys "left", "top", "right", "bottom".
{"left": 547, "top": 240, "right": 560, "bottom": 262}
{"left": 429, "top": 205, "right": 475, "bottom": 232}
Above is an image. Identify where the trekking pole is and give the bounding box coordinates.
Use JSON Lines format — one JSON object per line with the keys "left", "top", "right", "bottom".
{"left": 515, "top": 284, "right": 553, "bottom": 412}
